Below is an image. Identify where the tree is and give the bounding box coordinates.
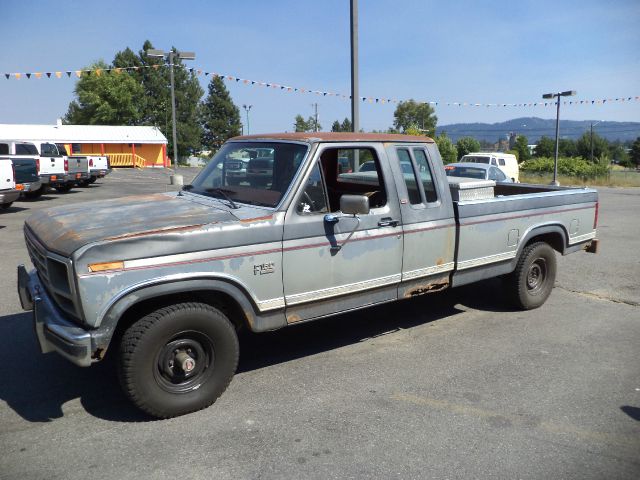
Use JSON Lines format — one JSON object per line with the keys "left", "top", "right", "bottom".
{"left": 513, "top": 135, "right": 531, "bottom": 161}
{"left": 576, "top": 131, "right": 609, "bottom": 161}
{"left": 331, "top": 117, "right": 353, "bottom": 132}
{"left": 534, "top": 136, "right": 555, "bottom": 157}
{"left": 435, "top": 133, "right": 457, "bottom": 164}
{"left": 294, "top": 114, "right": 309, "bottom": 132}
{"left": 630, "top": 137, "right": 640, "bottom": 168}
{"left": 200, "top": 76, "right": 241, "bottom": 153}
{"left": 392, "top": 99, "right": 437, "bottom": 136}
{"left": 65, "top": 61, "right": 144, "bottom": 126}
{"left": 455, "top": 137, "right": 481, "bottom": 160}
{"left": 558, "top": 138, "right": 577, "bottom": 158}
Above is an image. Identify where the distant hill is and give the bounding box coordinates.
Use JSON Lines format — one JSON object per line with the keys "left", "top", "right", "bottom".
{"left": 436, "top": 117, "right": 640, "bottom": 143}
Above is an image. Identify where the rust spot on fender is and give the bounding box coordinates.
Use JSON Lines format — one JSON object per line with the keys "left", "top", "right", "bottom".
{"left": 105, "top": 223, "right": 208, "bottom": 241}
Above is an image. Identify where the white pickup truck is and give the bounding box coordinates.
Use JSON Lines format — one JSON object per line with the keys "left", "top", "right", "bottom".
{"left": 0, "top": 157, "right": 20, "bottom": 209}
{"left": 55, "top": 144, "right": 110, "bottom": 186}
{"left": 0, "top": 141, "right": 74, "bottom": 195}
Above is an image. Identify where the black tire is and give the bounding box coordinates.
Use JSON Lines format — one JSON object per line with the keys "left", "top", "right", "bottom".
{"left": 118, "top": 302, "right": 239, "bottom": 418}
{"left": 506, "top": 241, "right": 557, "bottom": 310}
{"left": 1, "top": 202, "right": 12, "bottom": 210}
{"left": 24, "top": 187, "right": 44, "bottom": 199}
{"left": 79, "top": 179, "right": 91, "bottom": 187}
{"left": 88, "top": 177, "right": 97, "bottom": 184}
{"left": 54, "top": 184, "right": 73, "bottom": 193}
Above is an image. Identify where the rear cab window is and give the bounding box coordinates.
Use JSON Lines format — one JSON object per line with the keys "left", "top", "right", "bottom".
{"left": 395, "top": 146, "right": 439, "bottom": 205}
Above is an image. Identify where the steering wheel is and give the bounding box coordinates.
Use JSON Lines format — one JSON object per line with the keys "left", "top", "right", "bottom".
{"left": 299, "top": 191, "right": 316, "bottom": 212}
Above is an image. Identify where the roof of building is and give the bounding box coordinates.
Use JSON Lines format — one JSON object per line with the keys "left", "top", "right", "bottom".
{"left": 0, "top": 123, "right": 167, "bottom": 144}
{"left": 233, "top": 132, "right": 435, "bottom": 143}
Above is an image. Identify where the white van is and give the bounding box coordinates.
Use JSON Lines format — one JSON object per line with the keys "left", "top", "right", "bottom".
{"left": 460, "top": 152, "right": 519, "bottom": 183}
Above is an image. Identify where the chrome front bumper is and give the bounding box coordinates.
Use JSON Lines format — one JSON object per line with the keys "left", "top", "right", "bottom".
{"left": 17, "top": 265, "right": 93, "bottom": 367}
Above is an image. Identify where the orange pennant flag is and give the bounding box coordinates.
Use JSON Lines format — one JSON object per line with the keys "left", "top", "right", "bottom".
{"left": 55, "top": 71, "right": 62, "bottom": 78}
{"left": 15, "top": 73, "right": 21, "bottom": 79}
{"left": 95, "top": 69, "right": 102, "bottom": 76}
{"left": 35, "top": 72, "right": 43, "bottom": 79}
{"left": 75, "top": 71, "right": 82, "bottom": 78}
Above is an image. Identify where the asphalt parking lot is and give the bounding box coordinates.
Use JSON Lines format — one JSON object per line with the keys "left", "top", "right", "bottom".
{"left": 0, "top": 169, "right": 638, "bottom": 480}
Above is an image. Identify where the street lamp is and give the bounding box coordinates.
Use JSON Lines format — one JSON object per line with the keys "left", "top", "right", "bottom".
{"left": 242, "top": 104, "right": 253, "bottom": 135}
{"left": 146, "top": 48, "right": 196, "bottom": 172}
{"left": 542, "top": 90, "right": 576, "bottom": 186}
{"left": 590, "top": 120, "right": 602, "bottom": 163}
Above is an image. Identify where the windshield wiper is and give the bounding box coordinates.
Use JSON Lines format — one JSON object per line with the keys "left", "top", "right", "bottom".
{"left": 204, "top": 188, "right": 239, "bottom": 209}
{"left": 182, "top": 184, "right": 194, "bottom": 191}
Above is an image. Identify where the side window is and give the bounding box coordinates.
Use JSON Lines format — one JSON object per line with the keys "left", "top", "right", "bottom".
{"left": 494, "top": 168, "right": 507, "bottom": 182}
{"left": 491, "top": 158, "right": 497, "bottom": 166}
{"left": 412, "top": 149, "right": 438, "bottom": 203}
{"left": 320, "top": 147, "right": 387, "bottom": 212}
{"left": 396, "top": 149, "right": 421, "bottom": 204}
{"left": 488, "top": 168, "right": 499, "bottom": 181}
{"left": 297, "top": 162, "right": 328, "bottom": 214}
{"left": 498, "top": 158, "right": 506, "bottom": 166}
{"left": 0, "top": 143, "right": 8, "bottom": 155}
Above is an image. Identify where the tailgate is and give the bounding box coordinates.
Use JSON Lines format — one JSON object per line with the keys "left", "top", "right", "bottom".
{"left": 12, "top": 158, "right": 40, "bottom": 184}
{"left": 67, "top": 156, "right": 89, "bottom": 174}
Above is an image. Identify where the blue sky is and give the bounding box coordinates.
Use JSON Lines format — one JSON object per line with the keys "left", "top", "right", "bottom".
{"left": 1, "top": 0, "right": 638, "bottom": 133}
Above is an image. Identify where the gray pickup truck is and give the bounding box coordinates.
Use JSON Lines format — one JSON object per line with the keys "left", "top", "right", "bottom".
{"left": 17, "top": 133, "right": 599, "bottom": 418}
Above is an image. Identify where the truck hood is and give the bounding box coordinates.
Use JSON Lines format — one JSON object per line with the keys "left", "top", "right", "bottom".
{"left": 25, "top": 192, "right": 239, "bottom": 256}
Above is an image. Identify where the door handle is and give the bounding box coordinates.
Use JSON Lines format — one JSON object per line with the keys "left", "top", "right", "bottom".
{"left": 378, "top": 217, "right": 399, "bottom": 227}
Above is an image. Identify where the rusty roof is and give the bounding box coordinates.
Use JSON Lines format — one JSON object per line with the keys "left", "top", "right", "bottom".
{"left": 231, "top": 132, "right": 434, "bottom": 143}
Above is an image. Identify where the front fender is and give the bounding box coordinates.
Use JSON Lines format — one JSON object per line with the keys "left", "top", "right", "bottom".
{"left": 92, "top": 277, "right": 287, "bottom": 355}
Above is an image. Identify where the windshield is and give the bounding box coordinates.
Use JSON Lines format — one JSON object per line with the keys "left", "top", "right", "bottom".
{"left": 445, "top": 166, "right": 487, "bottom": 179}
{"left": 40, "top": 143, "right": 61, "bottom": 157}
{"left": 188, "top": 142, "right": 308, "bottom": 208}
{"left": 462, "top": 155, "right": 490, "bottom": 164}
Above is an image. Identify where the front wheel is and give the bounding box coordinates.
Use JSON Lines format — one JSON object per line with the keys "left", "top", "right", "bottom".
{"left": 118, "top": 302, "right": 239, "bottom": 418}
{"left": 506, "top": 242, "right": 557, "bottom": 310}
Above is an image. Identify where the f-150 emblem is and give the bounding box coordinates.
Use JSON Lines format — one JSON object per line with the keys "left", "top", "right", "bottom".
{"left": 254, "top": 262, "right": 275, "bottom": 275}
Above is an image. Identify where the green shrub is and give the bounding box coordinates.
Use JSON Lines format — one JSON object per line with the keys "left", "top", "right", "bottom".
{"left": 520, "top": 156, "right": 609, "bottom": 179}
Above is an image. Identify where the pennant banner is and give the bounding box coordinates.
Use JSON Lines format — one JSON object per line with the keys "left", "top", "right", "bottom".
{"left": 2, "top": 63, "right": 639, "bottom": 108}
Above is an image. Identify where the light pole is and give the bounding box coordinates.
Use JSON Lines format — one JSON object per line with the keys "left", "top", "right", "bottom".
{"left": 350, "top": 0, "right": 359, "bottom": 133}
{"left": 590, "top": 120, "right": 602, "bottom": 163}
{"left": 146, "top": 48, "right": 196, "bottom": 171}
{"left": 242, "top": 104, "right": 253, "bottom": 135}
{"left": 542, "top": 90, "right": 576, "bottom": 185}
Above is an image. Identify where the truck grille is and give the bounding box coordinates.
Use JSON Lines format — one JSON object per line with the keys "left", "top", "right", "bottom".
{"left": 24, "top": 227, "right": 80, "bottom": 320}
{"left": 225, "top": 161, "right": 243, "bottom": 170}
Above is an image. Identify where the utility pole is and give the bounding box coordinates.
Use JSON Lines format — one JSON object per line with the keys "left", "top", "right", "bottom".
{"left": 350, "top": 0, "right": 359, "bottom": 133}
{"left": 542, "top": 90, "right": 576, "bottom": 186}
{"left": 312, "top": 103, "right": 319, "bottom": 132}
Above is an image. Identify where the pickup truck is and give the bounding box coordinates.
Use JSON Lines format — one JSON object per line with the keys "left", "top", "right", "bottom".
{"left": 0, "top": 141, "right": 67, "bottom": 197}
{"left": 1, "top": 157, "right": 20, "bottom": 209}
{"left": 56, "top": 144, "right": 109, "bottom": 185}
{"left": 17, "top": 133, "right": 599, "bottom": 418}
{"left": 9, "top": 157, "right": 42, "bottom": 196}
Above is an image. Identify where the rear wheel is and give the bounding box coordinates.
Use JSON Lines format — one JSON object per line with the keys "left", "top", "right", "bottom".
{"left": 24, "top": 187, "right": 44, "bottom": 199}
{"left": 1, "top": 202, "right": 12, "bottom": 210}
{"left": 118, "top": 302, "right": 239, "bottom": 418}
{"left": 506, "top": 241, "right": 557, "bottom": 310}
{"left": 54, "top": 184, "right": 72, "bottom": 193}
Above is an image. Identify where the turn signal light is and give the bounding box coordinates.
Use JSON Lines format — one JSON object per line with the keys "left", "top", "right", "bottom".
{"left": 88, "top": 261, "right": 124, "bottom": 273}
{"left": 16, "top": 184, "right": 25, "bottom": 191}
{"left": 51, "top": 175, "right": 57, "bottom": 181}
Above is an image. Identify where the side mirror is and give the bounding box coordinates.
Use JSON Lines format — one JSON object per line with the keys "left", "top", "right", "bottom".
{"left": 340, "top": 194, "right": 370, "bottom": 215}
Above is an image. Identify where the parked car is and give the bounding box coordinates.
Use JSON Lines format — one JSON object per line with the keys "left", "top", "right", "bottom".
{"left": 223, "top": 155, "right": 249, "bottom": 186}
{"left": 460, "top": 152, "right": 519, "bottom": 182}
{"left": 18, "top": 132, "right": 599, "bottom": 418}
{"left": 0, "top": 157, "right": 19, "bottom": 209}
{"left": 445, "top": 162, "right": 513, "bottom": 183}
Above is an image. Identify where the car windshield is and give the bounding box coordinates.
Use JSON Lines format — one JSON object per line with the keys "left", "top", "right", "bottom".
{"left": 188, "top": 142, "right": 308, "bottom": 208}
{"left": 445, "top": 166, "right": 486, "bottom": 179}
{"left": 462, "top": 156, "right": 491, "bottom": 164}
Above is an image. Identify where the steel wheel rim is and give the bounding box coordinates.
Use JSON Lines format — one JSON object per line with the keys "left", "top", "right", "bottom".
{"left": 154, "top": 331, "right": 215, "bottom": 394}
{"left": 526, "top": 258, "right": 547, "bottom": 294}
